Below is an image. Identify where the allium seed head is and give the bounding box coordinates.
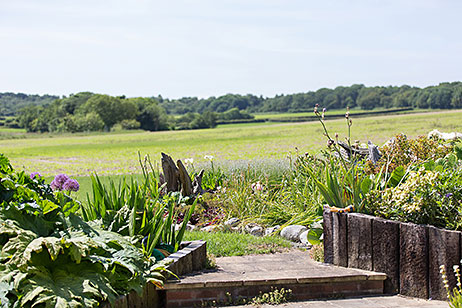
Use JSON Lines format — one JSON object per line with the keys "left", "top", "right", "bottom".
{"left": 62, "top": 179, "right": 80, "bottom": 192}
{"left": 51, "top": 174, "right": 70, "bottom": 191}
{"left": 30, "top": 172, "right": 42, "bottom": 179}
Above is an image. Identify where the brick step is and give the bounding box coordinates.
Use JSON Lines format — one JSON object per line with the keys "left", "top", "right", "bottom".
{"left": 165, "top": 275, "right": 385, "bottom": 307}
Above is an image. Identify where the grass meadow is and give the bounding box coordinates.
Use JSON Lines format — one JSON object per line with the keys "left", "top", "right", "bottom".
{"left": 2, "top": 110, "right": 461, "bottom": 181}
{"left": 252, "top": 107, "right": 433, "bottom": 120}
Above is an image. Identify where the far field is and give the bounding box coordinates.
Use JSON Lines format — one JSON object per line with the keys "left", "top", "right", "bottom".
{"left": 1, "top": 110, "right": 461, "bottom": 177}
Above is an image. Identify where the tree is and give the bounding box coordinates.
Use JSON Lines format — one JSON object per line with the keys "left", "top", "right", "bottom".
{"left": 133, "top": 98, "right": 170, "bottom": 131}
{"left": 357, "top": 89, "right": 382, "bottom": 110}
{"left": 82, "top": 94, "right": 125, "bottom": 129}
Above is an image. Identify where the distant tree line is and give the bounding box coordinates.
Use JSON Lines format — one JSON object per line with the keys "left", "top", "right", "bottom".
{"left": 16, "top": 92, "right": 254, "bottom": 133}
{"left": 157, "top": 82, "right": 462, "bottom": 114}
{"left": 0, "top": 92, "right": 58, "bottom": 116}
{"left": 3, "top": 81, "right": 462, "bottom": 133}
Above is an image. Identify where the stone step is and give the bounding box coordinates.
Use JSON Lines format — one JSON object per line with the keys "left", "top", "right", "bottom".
{"left": 164, "top": 250, "right": 386, "bottom": 308}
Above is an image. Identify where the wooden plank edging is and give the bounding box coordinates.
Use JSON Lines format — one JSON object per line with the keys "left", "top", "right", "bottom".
{"left": 324, "top": 208, "right": 462, "bottom": 299}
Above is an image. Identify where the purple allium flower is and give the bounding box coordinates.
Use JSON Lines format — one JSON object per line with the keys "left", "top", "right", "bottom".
{"left": 62, "top": 179, "right": 80, "bottom": 192}
{"left": 30, "top": 172, "right": 42, "bottom": 179}
{"left": 50, "top": 174, "right": 70, "bottom": 191}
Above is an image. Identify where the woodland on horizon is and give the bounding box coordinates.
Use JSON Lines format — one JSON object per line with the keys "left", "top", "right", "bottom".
{"left": 1, "top": 81, "right": 462, "bottom": 133}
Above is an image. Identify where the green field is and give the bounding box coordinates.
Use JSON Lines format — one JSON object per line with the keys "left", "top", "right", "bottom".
{"left": 252, "top": 108, "right": 432, "bottom": 120}
{"left": 1, "top": 110, "right": 461, "bottom": 177}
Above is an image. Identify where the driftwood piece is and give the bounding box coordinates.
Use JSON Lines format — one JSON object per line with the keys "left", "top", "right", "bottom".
{"left": 177, "top": 159, "right": 193, "bottom": 196}
{"left": 192, "top": 170, "right": 205, "bottom": 195}
{"left": 161, "top": 153, "right": 179, "bottom": 192}
{"left": 160, "top": 153, "right": 205, "bottom": 197}
{"left": 334, "top": 140, "right": 381, "bottom": 163}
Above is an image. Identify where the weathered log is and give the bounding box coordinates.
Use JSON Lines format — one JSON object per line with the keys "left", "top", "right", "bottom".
{"left": 161, "top": 153, "right": 205, "bottom": 197}
{"left": 161, "top": 153, "right": 179, "bottom": 192}
{"left": 177, "top": 159, "right": 193, "bottom": 196}
{"left": 334, "top": 140, "right": 381, "bottom": 163}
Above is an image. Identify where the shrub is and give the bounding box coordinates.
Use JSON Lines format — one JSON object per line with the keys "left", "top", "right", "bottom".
{"left": 120, "top": 119, "right": 141, "bottom": 130}
{"left": 0, "top": 153, "right": 169, "bottom": 307}
{"left": 365, "top": 154, "right": 462, "bottom": 230}
{"left": 365, "top": 133, "right": 453, "bottom": 174}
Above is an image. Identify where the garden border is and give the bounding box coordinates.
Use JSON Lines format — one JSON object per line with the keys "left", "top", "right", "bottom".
{"left": 102, "top": 240, "right": 207, "bottom": 308}
{"left": 323, "top": 206, "right": 459, "bottom": 300}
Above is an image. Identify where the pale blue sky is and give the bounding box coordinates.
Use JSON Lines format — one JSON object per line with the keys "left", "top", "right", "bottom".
{"left": 1, "top": 0, "right": 461, "bottom": 98}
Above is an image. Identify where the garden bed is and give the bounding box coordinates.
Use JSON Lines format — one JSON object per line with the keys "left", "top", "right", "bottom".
{"left": 323, "top": 206, "right": 459, "bottom": 300}
{"left": 102, "top": 240, "right": 207, "bottom": 308}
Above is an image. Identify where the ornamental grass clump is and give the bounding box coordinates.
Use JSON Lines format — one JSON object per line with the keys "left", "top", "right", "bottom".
{"left": 81, "top": 154, "right": 195, "bottom": 256}
{"left": 304, "top": 105, "right": 371, "bottom": 212}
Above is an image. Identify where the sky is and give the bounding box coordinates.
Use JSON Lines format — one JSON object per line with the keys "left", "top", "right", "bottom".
{"left": 1, "top": 0, "right": 462, "bottom": 99}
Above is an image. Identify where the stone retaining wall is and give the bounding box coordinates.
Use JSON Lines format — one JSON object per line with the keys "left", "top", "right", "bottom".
{"left": 323, "top": 206, "right": 460, "bottom": 300}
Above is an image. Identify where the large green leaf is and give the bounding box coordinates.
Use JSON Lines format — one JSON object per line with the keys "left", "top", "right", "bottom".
{"left": 387, "top": 165, "right": 405, "bottom": 188}
{"left": 20, "top": 263, "right": 117, "bottom": 308}
{"left": 307, "top": 228, "right": 323, "bottom": 245}
{"left": 360, "top": 177, "right": 373, "bottom": 194}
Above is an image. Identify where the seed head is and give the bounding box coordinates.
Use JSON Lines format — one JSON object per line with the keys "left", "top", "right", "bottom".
{"left": 62, "top": 179, "right": 80, "bottom": 192}
{"left": 30, "top": 172, "right": 42, "bottom": 180}
{"left": 51, "top": 174, "right": 70, "bottom": 191}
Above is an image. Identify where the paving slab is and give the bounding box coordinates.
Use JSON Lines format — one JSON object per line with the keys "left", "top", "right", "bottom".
{"left": 166, "top": 250, "right": 385, "bottom": 288}
{"left": 165, "top": 250, "right": 387, "bottom": 307}
{"left": 228, "top": 295, "right": 449, "bottom": 308}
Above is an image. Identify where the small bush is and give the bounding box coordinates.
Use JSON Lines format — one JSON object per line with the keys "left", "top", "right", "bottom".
{"left": 309, "top": 243, "right": 324, "bottom": 262}
{"left": 365, "top": 134, "right": 452, "bottom": 174}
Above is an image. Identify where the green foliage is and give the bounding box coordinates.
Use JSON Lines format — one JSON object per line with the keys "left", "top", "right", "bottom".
{"left": 0, "top": 153, "right": 169, "bottom": 307}
{"left": 159, "top": 82, "right": 462, "bottom": 115}
{"left": 203, "top": 155, "right": 322, "bottom": 230}
{"left": 17, "top": 93, "right": 171, "bottom": 133}
{"left": 200, "top": 160, "right": 226, "bottom": 191}
{"left": 365, "top": 155, "right": 462, "bottom": 230}
{"left": 365, "top": 133, "right": 453, "bottom": 174}
{"left": 309, "top": 243, "right": 324, "bottom": 262}
{"left": 133, "top": 97, "right": 171, "bottom": 131}
{"left": 217, "top": 108, "right": 254, "bottom": 122}
{"left": 81, "top": 155, "right": 195, "bottom": 255}
{"left": 175, "top": 112, "right": 216, "bottom": 130}
{"left": 119, "top": 119, "right": 141, "bottom": 130}
{"left": 303, "top": 108, "right": 369, "bottom": 213}
{"left": 250, "top": 287, "right": 292, "bottom": 305}
{"left": 441, "top": 263, "right": 462, "bottom": 308}
{"left": 0, "top": 93, "right": 58, "bottom": 117}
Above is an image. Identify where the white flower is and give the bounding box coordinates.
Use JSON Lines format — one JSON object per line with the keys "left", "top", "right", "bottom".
{"left": 251, "top": 181, "right": 263, "bottom": 192}
{"left": 184, "top": 158, "right": 194, "bottom": 165}
{"left": 204, "top": 155, "right": 214, "bottom": 161}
